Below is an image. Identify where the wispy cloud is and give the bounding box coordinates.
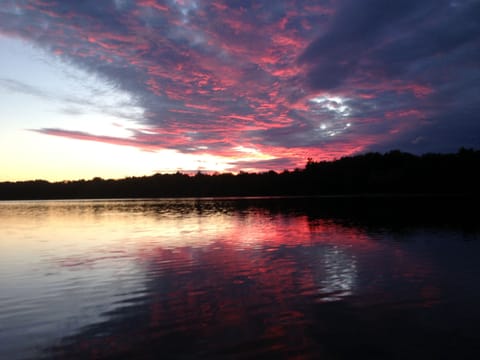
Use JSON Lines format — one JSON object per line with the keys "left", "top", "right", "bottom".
{"left": 2, "top": 0, "right": 479, "bottom": 170}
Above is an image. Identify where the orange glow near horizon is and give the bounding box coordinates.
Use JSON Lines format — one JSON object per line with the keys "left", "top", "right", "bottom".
{"left": 2, "top": 0, "right": 474, "bottom": 182}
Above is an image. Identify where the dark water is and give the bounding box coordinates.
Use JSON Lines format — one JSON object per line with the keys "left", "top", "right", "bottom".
{"left": 1, "top": 197, "right": 480, "bottom": 359}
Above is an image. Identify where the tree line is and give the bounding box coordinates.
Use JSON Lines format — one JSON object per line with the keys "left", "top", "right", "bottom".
{"left": 1, "top": 148, "right": 479, "bottom": 200}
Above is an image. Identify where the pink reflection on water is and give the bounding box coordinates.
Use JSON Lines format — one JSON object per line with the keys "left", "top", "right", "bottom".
{"left": 0, "top": 200, "right": 442, "bottom": 358}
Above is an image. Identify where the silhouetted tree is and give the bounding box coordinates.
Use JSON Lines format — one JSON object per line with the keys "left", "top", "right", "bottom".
{"left": 1, "top": 149, "right": 479, "bottom": 200}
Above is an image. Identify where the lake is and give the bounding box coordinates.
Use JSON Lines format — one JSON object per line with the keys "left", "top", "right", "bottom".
{"left": 1, "top": 197, "right": 480, "bottom": 359}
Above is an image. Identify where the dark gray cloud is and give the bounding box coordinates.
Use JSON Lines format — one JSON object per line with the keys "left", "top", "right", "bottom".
{"left": 299, "top": 0, "right": 480, "bottom": 154}
{"left": 1, "top": 0, "right": 479, "bottom": 171}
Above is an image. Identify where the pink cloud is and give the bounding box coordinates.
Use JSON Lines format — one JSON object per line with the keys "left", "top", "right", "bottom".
{"left": 5, "top": 0, "right": 471, "bottom": 173}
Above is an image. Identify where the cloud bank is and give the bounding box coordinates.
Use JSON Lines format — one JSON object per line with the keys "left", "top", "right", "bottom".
{"left": 1, "top": 0, "right": 479, "bottom": 171}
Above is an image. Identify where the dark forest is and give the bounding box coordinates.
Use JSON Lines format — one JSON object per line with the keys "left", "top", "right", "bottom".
{"left": 2, "top": 149, "right": 479, "bottom": 200}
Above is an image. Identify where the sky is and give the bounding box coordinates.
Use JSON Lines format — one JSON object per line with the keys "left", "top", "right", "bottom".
{"left": 0, "top": 0, "right": 479, "bottom": 181}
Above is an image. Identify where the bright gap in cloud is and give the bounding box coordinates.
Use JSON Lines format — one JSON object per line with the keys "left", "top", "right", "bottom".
{"left": 310, "top": 95, "right": 351, "bottom": 117}
{"left": 0, "top": 36, "right": 145, "bottom": 138}
{"left": 309, "top": 94, "right": 353, "bottom": 137}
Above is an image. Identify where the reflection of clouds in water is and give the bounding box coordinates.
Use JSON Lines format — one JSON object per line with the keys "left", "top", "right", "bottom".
{"left": 1, "top": 199, "right": 376, "bottom": 358}
{"left": 314, "top": 246, "right": 357, "bottom": 302}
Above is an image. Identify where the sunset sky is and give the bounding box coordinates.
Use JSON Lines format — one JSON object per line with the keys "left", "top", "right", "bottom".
{"left": 1, "top": 0, "right": 479, "bottom": 181}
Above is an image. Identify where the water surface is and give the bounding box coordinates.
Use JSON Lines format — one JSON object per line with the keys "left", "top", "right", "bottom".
{"left": 1, "top": 197, "right": 480, "bottom": 359}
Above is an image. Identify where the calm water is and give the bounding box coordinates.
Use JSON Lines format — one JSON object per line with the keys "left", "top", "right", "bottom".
{"left": 1, "top": 197, "right": 480, "bottom": 359}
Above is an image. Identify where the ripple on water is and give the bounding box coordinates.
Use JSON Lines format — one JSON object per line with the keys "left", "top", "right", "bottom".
{"left": 1, "top": 198, "right": 480, "bottom": 359}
